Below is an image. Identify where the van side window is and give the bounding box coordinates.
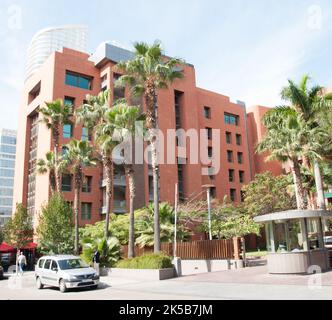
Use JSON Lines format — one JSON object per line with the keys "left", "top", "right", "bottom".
{"left": 38, "top": 259, "right": 45, "bottom": 268}
{"left": 44, "top": 259, "right": 51, "bottom": 269}
{"left": 51, "top": 260, "right": 58, "bottom": 271}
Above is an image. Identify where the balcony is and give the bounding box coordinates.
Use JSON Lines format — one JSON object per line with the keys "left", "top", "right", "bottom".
{"left": 100, "top": 175, "right": 126, "bottom": 188}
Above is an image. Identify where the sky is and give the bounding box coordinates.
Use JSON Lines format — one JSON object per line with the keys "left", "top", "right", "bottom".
{"left": 0, "top": 0, "right": 332, "bottom": 130}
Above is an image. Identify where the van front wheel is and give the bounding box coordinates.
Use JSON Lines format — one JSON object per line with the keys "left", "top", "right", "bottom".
{"left": 59, "top": 279, "right": 67, "bottom": 293}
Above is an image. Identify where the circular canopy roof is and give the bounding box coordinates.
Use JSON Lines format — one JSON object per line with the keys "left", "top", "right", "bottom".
{"left": 254, "top": 210, "right": 332, "bottom": 223}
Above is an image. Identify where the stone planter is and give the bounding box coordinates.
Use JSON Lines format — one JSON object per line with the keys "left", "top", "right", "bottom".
{"left": 109, "top": 268, "right": 175, "bottom": 280}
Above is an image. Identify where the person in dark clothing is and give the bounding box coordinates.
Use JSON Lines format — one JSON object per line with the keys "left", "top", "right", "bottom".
{"left": 93, "top": 250, "right": 100, "bottom": 276}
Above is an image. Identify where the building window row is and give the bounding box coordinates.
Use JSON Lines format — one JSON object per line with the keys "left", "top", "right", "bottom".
{"left": 226, "top": 132, "right": 242, "bottom": 146}
{"left": 62, "top": 174, "right": 92, "bottom": 193}
{"left": 62, "top": 125, "right": 91, "bottom": 141}
{"left": 227, "top": 151, "right": 244, "bottom": 164}
{"left": 229, "top": 169, "right": 245, "bottom": 183}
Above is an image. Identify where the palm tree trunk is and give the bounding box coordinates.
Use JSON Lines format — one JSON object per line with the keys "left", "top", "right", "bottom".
{"left": 314, "top": 159, "right": 326, "bottom": 210}
{"left": 49, "top": 171, "right": 56, "bottom": 194}
{"left": 291, "top": 159, "right": 307, "bottom": 210}
{"left": 103, "top": 155, "right": 113, "bottom": 238}
{"left": 145, "top": 80, "right": 161, "bottom": 253}
{"left": 74, "top": 170, "right": 82, "bottom": 255}
{"left": 53, "top": 127, "right": 61, "bottom": 193}
{"left": 126, "top": 164, "right": 136, "bottom": 258}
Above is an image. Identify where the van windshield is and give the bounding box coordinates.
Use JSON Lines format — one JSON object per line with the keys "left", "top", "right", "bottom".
{"left": 58, "top": 259, "right": 88, "bottom": 270}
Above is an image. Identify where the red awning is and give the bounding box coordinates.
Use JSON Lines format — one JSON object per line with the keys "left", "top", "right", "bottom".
{"left": 0, "top": 242, "right": 15, "bottom": 253}
{"left": 20, "top": 242, "right": 37, "bottom": 250}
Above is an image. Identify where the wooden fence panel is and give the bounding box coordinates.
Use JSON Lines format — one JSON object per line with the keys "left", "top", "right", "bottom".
{"left": 121, "top": 239, "right": 236, "bottom": 260}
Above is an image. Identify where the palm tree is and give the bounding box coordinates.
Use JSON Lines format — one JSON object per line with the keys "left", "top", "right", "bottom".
{"left": 257, "top": 107, "right": 321, "bottom": 210}
{"left": 39, "top": 99, "right": 73, "bottom": 192}
{"left": 36, "top": 151, "right": 66, "bottom": 193}
{"left": 116, "top": 41, "right": 185, "bottom": 253}
{"left": 63, "top": 140, "right": 97, "bottom": 254}
{"left": 106, "top": 102, "right": 145, "bottom": 258}
{"left": 75, "top": 90, "right": 114, "bottom": 238}
{"left": 281, "top": 75, "right": 332, "bottom": 209}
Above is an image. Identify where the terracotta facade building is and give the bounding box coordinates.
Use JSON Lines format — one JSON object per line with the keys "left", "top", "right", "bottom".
{"left": 13, "top": 42, "right": 280, "bottom": 229}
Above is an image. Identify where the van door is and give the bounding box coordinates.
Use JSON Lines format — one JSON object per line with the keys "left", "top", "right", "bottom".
{"left": 41, "top": 259, "right": 52, "bottom": 285}
{"left": 49, "top": 260, "right": 59, "bottom": 286}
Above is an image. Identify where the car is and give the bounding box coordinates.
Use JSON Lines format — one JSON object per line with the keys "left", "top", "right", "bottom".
{"left": 0, "top": 265, "right": 4, "bottom": 280}
{"left": 35, "top": 255, "right": 99, "bottom": 293}
{"left": 324, "top": 236, "right": 332, "bottom": 249}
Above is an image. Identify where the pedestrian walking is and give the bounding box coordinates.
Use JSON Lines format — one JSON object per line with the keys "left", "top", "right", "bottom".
{"left": 17, "top": 252, "right": 27, "bottom": 276}
{"left": 93, "top": 250, "right": 100, "bottom": 276}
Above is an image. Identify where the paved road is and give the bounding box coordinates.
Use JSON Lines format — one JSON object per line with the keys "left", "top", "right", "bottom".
{"left": 1, "top": 267, "right": 332, "bottom": 300}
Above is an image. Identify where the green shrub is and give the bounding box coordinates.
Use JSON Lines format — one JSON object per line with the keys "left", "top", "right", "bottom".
{"left": 81, "top": 237, "right": 121, "bottom": 268}
{"left": 116, "top": 253, "right": 173, "bottom": 269}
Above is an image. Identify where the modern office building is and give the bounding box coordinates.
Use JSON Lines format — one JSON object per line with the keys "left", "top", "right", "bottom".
{"left": 0, "top": 129, "right": 16, "bottom": 226}
{"left": 13, "top": 38, "right": 279, "bottom": 230}
{"left": 25, "top": 25, "right": 88, "bottom": 81}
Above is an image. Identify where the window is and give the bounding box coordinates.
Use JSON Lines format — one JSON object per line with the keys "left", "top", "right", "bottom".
{"left": 44, "top": 259, "right": 51, "bottom": 270}
{"left": 0, "top": 198, "right": 13, "bottom": 206}
{"left": 82, "top": 127, "right": 91, "bottom": 141}
{"left": 113, "top": 73, "right": 125, "bottom": 100}
{"left": 177, "top": 161, "right": 185, "bottom": 201}
{"left": 224, "top": 113, "right": 239, "bottom": 126}
{"left": 38, "top": 259, "right": 45, "bottom": 268}
{"left": 229, "top": 169, "right": 235, "bottom": 182}
{"left": 237, "top": 152, "right": 243, "bottom": 164}
{"left": 1, "top": 136, "right": 16, "bottom": 145}
{"left": 241, "top": 191, "right": 245, "bottom": 202}
{"left": 0, "top": 145, "right": 16, "bottom": 154}
{"left": 210, "top": 187, "right": 216, "bottom": 199}
{"left": 0, "top": 189, "right": 13, "bottom": 196}
{"left": 81, "top": 203, "right": 92, "bottom": 220}
{"left": 239, "top": 171, "right": 245, "bottom": 183}
{"left": 175, "top": 91, "right": 183, "bottom": 129}
{"left": 63, "top": 123, "right": 73, "bottom": 139}
{"left": 51, "top": 260, "right": 58, "bottom": 271}
{"left": 236, "top": 134, "right": 242, "bottom": 146}
{"left": 64, "top": 96, "right": 75, "bottom": 107}
{"left": 206, "top": 127, "right": 212, "bottom": 140}
{"left": 82, "top": 176, "right": 92, "bottom": 193}
{"left": 62, "top": 174, "right": 72, "bottom": 192}
{"left": 204, "top": 106, "right": 211, "bottom": 119}
{"left": 62, "top": 146, "right": 69, "bottom": 156}
{"left": 28, "top": 81, "right": 41, "bottom": 104}
{"left": 227, "top": 150, "right": 233, "bottom": 163}
{"left": 0, "top": 159, "right": 15, "bottom": 168}
{"left": 65, "top": 71, "right": 92, "bottom": 90}
{"left": 208, "top": 147, "right": 213, "bottom": 158}
{"left": 226, "top": 132, "right": 232, "bottom": 144}
{"left": 0, "top": 169, "right": 14, "bottom": 178}
{"left": 230, "top": 189, "right": 237, "bottom": 202}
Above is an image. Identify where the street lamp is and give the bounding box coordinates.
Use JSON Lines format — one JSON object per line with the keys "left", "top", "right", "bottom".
{"left": 202, "top": 184, "right": 214, "bottom": 241}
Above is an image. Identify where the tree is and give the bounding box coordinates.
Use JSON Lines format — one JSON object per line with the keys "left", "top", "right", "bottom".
{"left": 281, "top": 75, "right": 332, "bottom": 209}
{"left": 36, "top": 151, "right": 66, "bottom": 194}
{"left": 75, "top": 90, "right": 114, "bottom": 238}
{"left": 63, "top": 140, "right": 97, "bottom": 254}
{"left": 116, "top": 41, "right": 185, "bottom": 253}
{"left": 4, "top": 204, "right": 33, "bottom": 249}
{"left": 242, "top": 172, "right": 296, "bottom": 216}
{"left": 0, "top": 226, "right": 4, "bottom": 244}
{"left": 37, "top": 193, "right": 74, "bottom": 254}
{"left": 106, "top": 102, "right": 145, "bottom": 258}
{"left": 39, "top": 99, "right": 73, "bottom": 192}
{"left": 257, "top": 106, "right": 322, "bottom": 209}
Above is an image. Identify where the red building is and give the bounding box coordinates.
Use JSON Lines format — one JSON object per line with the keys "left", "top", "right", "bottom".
{"left": 13, "top": 42, "right": 280, "bottom": 231}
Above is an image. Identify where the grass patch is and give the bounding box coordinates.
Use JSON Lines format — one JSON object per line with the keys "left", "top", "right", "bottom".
{"left": 115, "top": 253, "right": 173, "bottom": 269}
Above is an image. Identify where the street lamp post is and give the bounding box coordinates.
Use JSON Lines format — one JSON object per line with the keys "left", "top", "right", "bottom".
{"left": 202, "top": 184, "right": 214, "bottom": 241}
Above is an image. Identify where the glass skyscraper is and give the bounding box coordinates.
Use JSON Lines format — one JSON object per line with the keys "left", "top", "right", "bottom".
{"left": 0, "top": 129, "right": 16, "bottom": 226}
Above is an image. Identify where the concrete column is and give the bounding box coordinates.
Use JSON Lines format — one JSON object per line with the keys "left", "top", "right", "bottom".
{"left": 300, "top": 218, "right": 309, "bottom": 251}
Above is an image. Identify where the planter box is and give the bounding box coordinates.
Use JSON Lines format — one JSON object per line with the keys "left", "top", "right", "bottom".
{"left": 109, "top": 268, "right": 175, "bottom": 280}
